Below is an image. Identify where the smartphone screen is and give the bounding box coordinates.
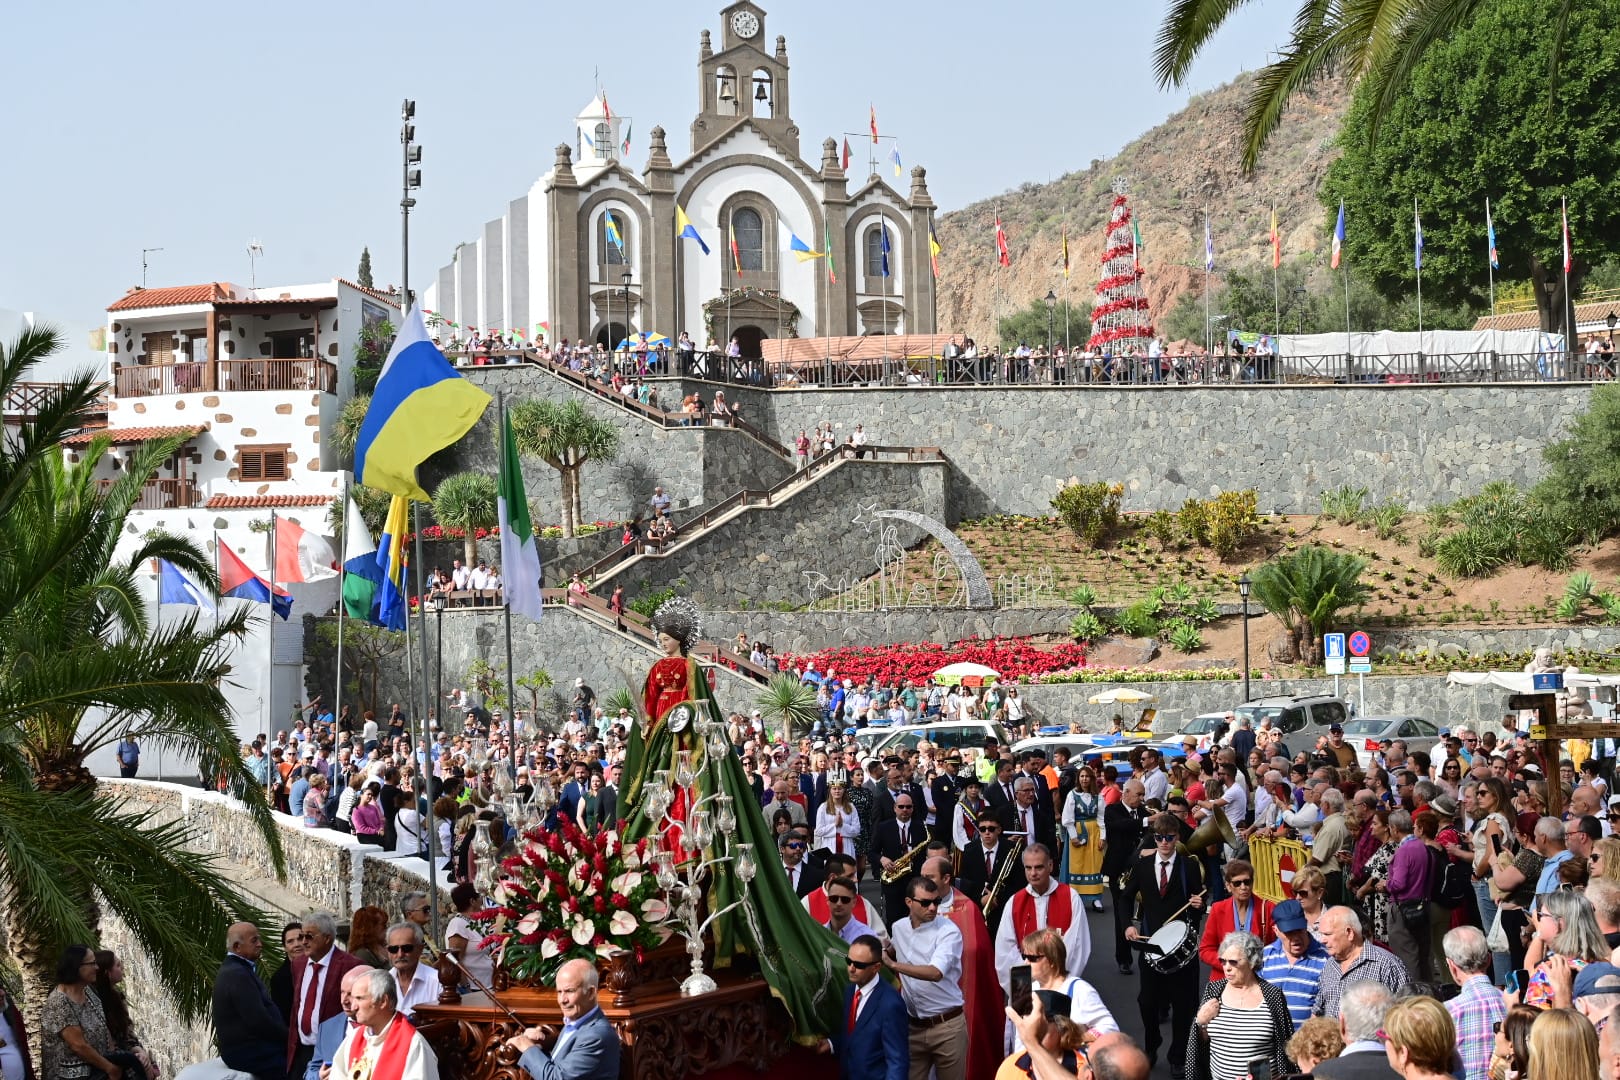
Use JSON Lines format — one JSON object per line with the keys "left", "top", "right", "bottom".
{"left": 1010, "top": 963, "right": 1033, "bottom": 1016}
{"left": 1250, "top": 1060, "right": 1273, "bottom": 1080}
{"left": 1490, "top": 831, "right": 1503, "bottom": 855}
{"left": 1510, "top": 969, "right": 1529, "bottom": 994}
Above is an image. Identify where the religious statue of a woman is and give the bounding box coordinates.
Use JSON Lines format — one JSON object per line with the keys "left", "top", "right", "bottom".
{"left": 620, "top": 598, "right": 845, "bottom": 1043}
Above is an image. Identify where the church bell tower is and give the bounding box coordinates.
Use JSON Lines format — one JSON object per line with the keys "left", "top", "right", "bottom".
{"left": 691, "top": 2, "right": 798, "bottom": 156}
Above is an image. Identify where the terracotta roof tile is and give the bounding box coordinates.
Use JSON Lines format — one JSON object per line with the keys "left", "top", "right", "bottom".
{"left": 206, "top": 494, "right": 334, "bottom": 509}
{"left": 107, "top": 284, "right": 234, "bottom": 312}
{"left": 1473, "top": 299, "right": 1620, "bottom": 333}
{"left": 337, "top": 279, "right": 402, "bottom": 308}
{"left": 63, "top": 423, "right": 206, "bottom": 445}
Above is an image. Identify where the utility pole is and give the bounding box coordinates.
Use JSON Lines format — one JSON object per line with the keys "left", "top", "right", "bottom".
{"left": 141, "top": 248, "right": 164, "bottom": 288}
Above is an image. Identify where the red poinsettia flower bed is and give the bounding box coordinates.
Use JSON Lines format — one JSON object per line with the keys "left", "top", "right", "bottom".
{"left": 781, "top": 636, "right": 1087, "bottom": 685}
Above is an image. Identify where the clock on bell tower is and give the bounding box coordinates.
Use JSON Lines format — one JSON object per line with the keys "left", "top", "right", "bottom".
{"left": 692, "top": 2, "right": 797, "bottom": 156}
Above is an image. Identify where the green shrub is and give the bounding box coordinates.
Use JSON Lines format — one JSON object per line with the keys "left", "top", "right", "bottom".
{"left": 630, "top": 582, "right": 681, "bottom": 619}
{"left": 1067, "top": 584, "right": 1098, "bottom": 608}
{"left": 1519, "top": 517, "right": 1576, "bottom": 572}
{"left": 1167, "top": 621, "right": 1204, "bottom": 653}
{"left": 1177, "top": 498, "right": 1210, "bottom": 546}
{"left": 1368, "top": 500, "right": 1407, "bottom": 540}
{"left": 1052, "top": 482, "right": 1124, "bottom": 547}
{"left": 1143, "top": 509, "right": 1180, "bottom": 547}
{"left": 1113, "top": 599, "right": 1162, "bottom": 638}
{"left": 1204, "top": 490, "right": 1260, "bottom": 561}
{"left": 1433, "top": 527, "right": 1508, "bottom": 578}
{"left": 1069, "top": 610, "right": 1106, "bottom": 642}
{"left": 1187, "top": 597, "right": 1220, "bottom": 625}
{"left": 1321, "top": 484, "right": 1370, "bottom": 524}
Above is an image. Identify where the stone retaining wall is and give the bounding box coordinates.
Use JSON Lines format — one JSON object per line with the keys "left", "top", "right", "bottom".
{"left": 651, "top": 379, "right": 1589, "bottom": 514}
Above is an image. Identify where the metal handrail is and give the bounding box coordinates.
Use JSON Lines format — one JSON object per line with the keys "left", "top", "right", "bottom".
{"left": 537, "top": 586, "right": 771, "bottom": 684}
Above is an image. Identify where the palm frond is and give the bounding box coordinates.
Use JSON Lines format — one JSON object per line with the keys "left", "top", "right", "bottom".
{"left": 1154, "top": 0, "right": 1261, "bottom": 87}
{"left": 1240, "top": 21, "right": 1348, "bottom": 172}
{"left": 1358, "top": 0, "right": 1483, "bottom": 146}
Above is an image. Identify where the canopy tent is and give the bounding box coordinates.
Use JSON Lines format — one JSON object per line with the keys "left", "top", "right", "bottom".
{"left": 933, "top": 661, "right": 1000, "bottom": 687}
{"left": 1086, "top": 688, "right": 1157, "bottom": 705}
{"left": 1445, "top": 671, "right": 1620, "bottom": 692}
{"left": 1276, "top": 329, "right": 1563, "bottom": 365}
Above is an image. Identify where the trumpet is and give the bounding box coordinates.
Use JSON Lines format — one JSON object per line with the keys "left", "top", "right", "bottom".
{"left": 984, "top": 835, "right": 1026, "bottom": 911}
{"left": 882, "top": 837, "right": 932, "bottom": 884}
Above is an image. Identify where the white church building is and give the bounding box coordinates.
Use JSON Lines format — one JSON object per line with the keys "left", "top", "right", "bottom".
{"left": 421, "top": 1, "right": 940, "bottom": 357}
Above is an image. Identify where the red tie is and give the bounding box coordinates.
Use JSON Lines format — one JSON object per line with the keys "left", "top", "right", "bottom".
{"left": 300, "top": 960, "right": 323, "bottom": 1036}
{"left": 848, "top": 987, "right": 861, "bottom": 1033}
{"left": 1159, "top": 861, "right": 1169, "bottom": 897}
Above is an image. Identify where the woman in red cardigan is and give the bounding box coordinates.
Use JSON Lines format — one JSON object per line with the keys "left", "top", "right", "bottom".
{"left": 1197, "top": 859, "right": 1276, "bottom": 979}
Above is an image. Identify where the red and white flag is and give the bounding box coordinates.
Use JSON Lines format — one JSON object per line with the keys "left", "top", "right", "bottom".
{"left": 273, "top": 514, "right": 338, "bottom": 584}
{"left": 995, "top": 213, "right": 1010, "bottom": 267}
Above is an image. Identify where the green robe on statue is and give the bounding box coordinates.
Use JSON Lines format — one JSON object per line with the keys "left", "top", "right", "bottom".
{"left": 622, "top": 653, "right": 846, "bottom": 1044}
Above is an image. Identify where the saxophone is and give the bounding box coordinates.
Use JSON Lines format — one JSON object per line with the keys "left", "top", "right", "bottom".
{"left": 882, "top": 837, "right": 933, "bottom": 883}
{"left": 984, "top": 835, "right": 1026, "bottom": 910}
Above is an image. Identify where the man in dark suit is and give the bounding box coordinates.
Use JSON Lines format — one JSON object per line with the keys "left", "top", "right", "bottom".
{"left": 1006, "top": 776, "right": 1056, "bottom": 852}
{"left": 930, "top": 755, "right": 963, "bottom": 844}
{"left": 779, "top": 828, "right": 825, "bottom": 898}
{"left": 1124, "top": 812, "right": 1207, "bottom": 1080}
{"left": 956, "top": 811, "right": 1026, "bottom": 935}
{"left": 826, "top": 934, "right": 908, "bottom": 1080}
{"left": 1103, "top": 779, "right": 1149, "bottom": 974}
{"left": 984, "top": 758, "right": 1019, "bottom": 816}
{"left": 871, "top": 794, "right": 925, "bottom": 927}
{"left": 510, "top": 958, "right": 622, "bottom": 1080}
{"left": 212, "top": 922, "right": 286, "bottom": 1080}
{"left": 1312, "top": 983, "right": 1399, "bottom": 1080}
{"left": 284, "top": 912, "right": 366, "bottom": 1080}
{"left": 872, "top": 760, "right": 927, "bottom": 830}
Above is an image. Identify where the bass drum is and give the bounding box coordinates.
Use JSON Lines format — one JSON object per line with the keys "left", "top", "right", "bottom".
{"left": 1144, "top": 919, "right": 1199, "bottom": 975}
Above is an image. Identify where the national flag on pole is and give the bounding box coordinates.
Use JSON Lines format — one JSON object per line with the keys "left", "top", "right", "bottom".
{"left": 580, "top": 129, "right": 594, "bottom": 149}
{"left": 621, "top": 121, "right": 632, "bottom": 156}
{"left": 1204, "top": 216, "right": 1215, "bottom": 272}
{"left": 789, "top": 233, "right": 825, "bottom": 262}
{"left": 1331, "top": 202, "right": 1345, "bottom": 269}
{"left": 499, "top": 412, "right": 543, "bottom": 622}
{"left": 930, "top": 222, "right": 942, "bottom": 279}
{"left": 354, "top": 305, "right": 491, "bottom": 501}
{"left": 374, "top": 495, "right": 410, "bottom": 632}
{"left": 1271, "top": 206, "right": 1281, "bottom": 269}
{"left": 995, "top": 213, "right": 1010, "bottom": 267}
{"left": 601, "top": 93, "right": 611, "bottom": 121}
{"left": 1132, "top": 219, "right": 1143, "bottom": 271}
{"left": 1486, "top": 199, "right": 1499, "bottom": 270}
{"left": 218, "top": 545, "right": 292, "bottom": 620}
{"left": 1414, "top": 201, "right": 1424, "bottom": 271}
{"left": 341, "top": 494, "right": 382, "bottom": 621}
{"left": 880, "top": 222, "right": 891, "bottom": 277}
{"left": 274, "top": 515, "right": 338, "bottom": 585}
{"left": 729, "top": 224, "right": 742, "bottom": 274}
{"left": 869, "top": 104, "right": 879, "bottom": 143}
{"left": 157, "top": 558, "right": 216, "bottom": 611}
{"left": 537, "top": 320, "right": 550, "bottom": 335}
{"left": 841, "top": 138, "right": 851, "bottom": 172}
{"left": 1563, "top": 197, "right": 1572, "bottom": 273}
{"left": 1061, "top": 227, "right": 1069, "bottom": 279}
{"left": 604, "top": 212, "right": 625, "bottom": 255}
{"left": 890, "top": 146, "right": 902, "bottom": 178}
{"left": 676, "top": 205, "right": 710, "bottom": 255}
{"left": 825, "top": 221, "right": 838, "bottom": 285}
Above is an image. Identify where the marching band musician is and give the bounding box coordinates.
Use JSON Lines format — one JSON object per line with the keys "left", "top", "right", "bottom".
{"left": 1102, "top": 779, "right": 1149, "bottom": 975}
{"left": 872, "top": 793, "right": 924, "bottom": 928}
{"left": 1123, "top": 812, "right": 1206, "bottom": 1079}
{"left": 957, "top": 810, "right": 1027, "bottom": 935}
{"left": 952, "top": 776, "right": 989, "bottom": 852}
{"left": 993, "top": 844, "right": 1092, "bottom": 995}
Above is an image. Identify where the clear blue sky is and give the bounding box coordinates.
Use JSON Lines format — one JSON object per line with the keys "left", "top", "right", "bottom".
{"left": 1, "top": 0, "right": 1284, "bottom": 327}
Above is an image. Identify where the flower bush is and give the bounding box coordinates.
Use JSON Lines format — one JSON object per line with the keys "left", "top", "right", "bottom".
{"left": 474, "top": 817, "right": 669, "bottom": 985}
{"left": 783, "top": 636, "right": 1088, "bottom": 685}
{"left": 406, "top": 520, "right": 619, "bottom": 543}
{"left": 1034, "top": 665, "right": 1255, "bottom": 684}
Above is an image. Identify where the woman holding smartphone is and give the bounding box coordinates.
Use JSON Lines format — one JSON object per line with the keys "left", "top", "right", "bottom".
{"left": 1471, "top": 778, "right": 1515, "bottom": 981}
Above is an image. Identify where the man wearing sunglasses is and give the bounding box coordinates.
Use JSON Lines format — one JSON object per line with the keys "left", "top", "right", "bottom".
{"left": 285, "top": 912, "right": 365, "bottom": 1080}
{"left": 778, "top": 828, "right": 823, "bottom": 899}
{"left": 886, "top": 878, "right": 968, "bottom": 1080}
{"left": 825, "top": 934, "right": 908, "bottom": 1079}
{"left": 956, "top": 811, "right": 1026, "bottom": 936}
{"left": 1123, "top": 813, "right": 1206, "bottom": 1079}
{"left": 385, "top": 922, "right": 439, "bottom": 1020}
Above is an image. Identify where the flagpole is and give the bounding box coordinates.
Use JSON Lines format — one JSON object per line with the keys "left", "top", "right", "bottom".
{"left": 1272, "top": 205, "right": 1281, "bottom": 349}
{"left": 498, "top": 392, "right": 518, "bottom": 779}
{"left": 335, "top": 476, "right": 347, "bottom": 733}
{"left": 412, "top": 499, "right": 440, "bottom": 938}
{"left": 267, "top": 511, "right": 278, "bottom": 737}
{"left": 1203, "top": 207, "right": 1211, "bottom": 359}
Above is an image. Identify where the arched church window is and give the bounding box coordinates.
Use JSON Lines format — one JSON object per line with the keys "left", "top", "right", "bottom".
{"left": 599, "top": 211, "right": 627, "bottom": 266}
{"left": 751, "top": 68, "right": 774, "bottom": 118}
{"left": 715, "top": 66, "right": 740, "bottom": 117}
{"left": 864, "top": 224, "right": 893, "bottom": 278}
{"left": 593, "top": 123, "right": 611, "bottom": 160}
{"left": 732, "top": 208, "right": 764, "bottom": 271}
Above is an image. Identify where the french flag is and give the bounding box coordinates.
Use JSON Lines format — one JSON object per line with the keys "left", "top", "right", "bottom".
{"left": 219, "top": 544, "right": 293, "bottom": 620}
{"left": 274, "top": 515, "right": 338, "bottom": 584}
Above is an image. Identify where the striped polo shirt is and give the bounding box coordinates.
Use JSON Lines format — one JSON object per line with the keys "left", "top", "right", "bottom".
{"left": 1259, "top": 937, "right": 1329, "bottom": 1029}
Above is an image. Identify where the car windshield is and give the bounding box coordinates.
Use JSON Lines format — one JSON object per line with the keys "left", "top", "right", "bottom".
{"left": 1341, "top": 719, "right": 1398, "bottom": 736}
{"left": 1234, "top": 705, "right": 1286, "bottom": 726}
{"left": 1181, "top": 716, "right": 1219, "bottom": 735}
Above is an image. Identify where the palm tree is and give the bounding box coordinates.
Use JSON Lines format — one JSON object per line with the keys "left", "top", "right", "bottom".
{"left": 754, "top": 674, "right": 821, "bottom": 745}
{"left": 0, "top": 326, "right": 281, "bottom": 1021}
{"left": 509, "top": 399, "right": 621, "bottom": 537}
{"left": 331, "top": 393, "right": 371, "bottom": 467}
{"left": 1154, "top": 0, "right": 1561, "bottom": 170}
{"left": 431, "top": 471, "right": 498, "bottom": 568}
{"left": 1248, "top": 545, "right": 1371, "bottom": 663}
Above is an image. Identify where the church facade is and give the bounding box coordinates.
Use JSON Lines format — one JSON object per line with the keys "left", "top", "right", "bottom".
{"left": 420, "top": 2, "right": 938, "bottom": 357}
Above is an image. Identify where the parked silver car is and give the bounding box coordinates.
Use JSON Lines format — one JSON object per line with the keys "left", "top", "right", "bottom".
{"left": 1339, "top": 715, "right": 1444, "bottom": 769}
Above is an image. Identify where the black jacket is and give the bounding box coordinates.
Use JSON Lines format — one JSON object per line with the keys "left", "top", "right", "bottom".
{"left": 1124, "top": 851, "right": 1206, "bottom": 936}
{"left": 957, "top": 838, "right": 1027, "bottom": 924}
{"left": 1311, "top": 1051, "right": 1404, "bottom": 1080}
{"left": 213, "top": 955, "right": 286, "bottom": 1080}
{"left": 1102, "top": 800, "right": 1148, "bottom": 878}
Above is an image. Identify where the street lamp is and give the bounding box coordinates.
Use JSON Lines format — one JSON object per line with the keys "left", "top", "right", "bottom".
{"left": 1238, "top": 573, "right": 1252, "bottom": 702}
{"left": 1045, "top": 289, "right": 1057, "bottom": 360}
{"left": 621, "top": 268, "right": 635, "bottom": 373}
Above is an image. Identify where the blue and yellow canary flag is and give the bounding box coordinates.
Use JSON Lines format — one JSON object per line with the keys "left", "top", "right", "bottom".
{"left": 374, "top": 494, "right": 410, "bottom": 631}
{"left": 604, "top": 212, "right": 625, "bottom": 254}
{"left": 354, "top": 306, "right": 491, "bottom": 501}
{"left": 676, "top": 205, "right": 710, "bottom": 255}
{"left": 789, "top": 233, "right": 825, "bottom": 262}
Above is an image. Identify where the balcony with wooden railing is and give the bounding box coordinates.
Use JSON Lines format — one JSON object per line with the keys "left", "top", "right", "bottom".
{"left": 97, "top": 477, "right": 200, "bottom": 509}
{"left": 114, "top": 358, "right": 337, "bottom": 399}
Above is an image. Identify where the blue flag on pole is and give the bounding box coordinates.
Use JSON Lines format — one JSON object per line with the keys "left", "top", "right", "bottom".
{"left": 157, "top": 559, "right": 216, "bottom": 611}
{"left": 374, "top": 495, "right": 410, "bottom": 632}
{"left": 880, "top": 223, "right": 892, "bottom": 277}
{"left": 1414, "top": 202, "right": 1424, "bottom": 270}
{"left": 1204, "top": 216, "right": 1215, "bottom": 272}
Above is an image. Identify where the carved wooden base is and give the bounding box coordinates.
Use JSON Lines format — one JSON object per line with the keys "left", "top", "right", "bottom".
{"left": 413, "top": 962, "right": 792, "bottom": 1080}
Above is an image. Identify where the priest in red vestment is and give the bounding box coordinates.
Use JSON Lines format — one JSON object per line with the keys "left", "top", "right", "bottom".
{"left": 803, "top": 853, "right": 882, "bottom": 929}
{"left": 922, "top": 855, "right": 1001, "bottom": 1080}
{"left": 333, "top": 970, "right": 438, "bottom": 1080}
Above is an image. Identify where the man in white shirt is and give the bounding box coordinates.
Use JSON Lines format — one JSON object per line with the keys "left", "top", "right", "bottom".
{"left": 385, "top": 922, "right": 440, "bottom": 1020}
{"left": 451, "top": 560, "right": 471, "bottom": 591}
{"left": 994, "top": 844, "right": 1091, "bottom": 994}
{"left": 1139, "top": 748, "right": 1170, "bottom": 805}
{"left": 886, "top": 877, "right": 967, "bottom": 1080}
{"left": 469, "top": 562, "right": 490, "bottom": 591}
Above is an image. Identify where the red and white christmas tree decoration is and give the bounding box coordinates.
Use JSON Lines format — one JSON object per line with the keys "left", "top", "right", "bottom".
{"left": 1087, "top": 181, "right": 1155, "bottom": 352}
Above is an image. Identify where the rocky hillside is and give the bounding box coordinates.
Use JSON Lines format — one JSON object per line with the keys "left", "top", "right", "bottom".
{"left": 936, "top": 74, "right": 1351, "bottom": 344}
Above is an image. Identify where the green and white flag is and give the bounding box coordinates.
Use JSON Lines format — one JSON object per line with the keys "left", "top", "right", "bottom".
{"left": 498, "top": 412, "right": 543, "bottom": 621}
{"left": 341, "top": 491, "right": 381, "bottom": 620}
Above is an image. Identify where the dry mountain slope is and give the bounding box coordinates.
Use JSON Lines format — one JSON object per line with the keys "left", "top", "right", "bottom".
{"left": 936, "top": 74, "right": 1351, "bottom": 344}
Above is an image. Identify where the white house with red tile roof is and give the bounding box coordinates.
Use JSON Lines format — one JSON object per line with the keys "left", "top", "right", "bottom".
{"left": 80, "top": 277, "right": 398, "bottom": 756}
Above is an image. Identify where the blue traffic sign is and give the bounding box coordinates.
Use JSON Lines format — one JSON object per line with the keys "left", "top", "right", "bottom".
{"left": 1348, "top": 631, "right": 1372, "bottom": 657}
{"left": 1324, "top": 633, "right": 1346, "bottom": 660}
